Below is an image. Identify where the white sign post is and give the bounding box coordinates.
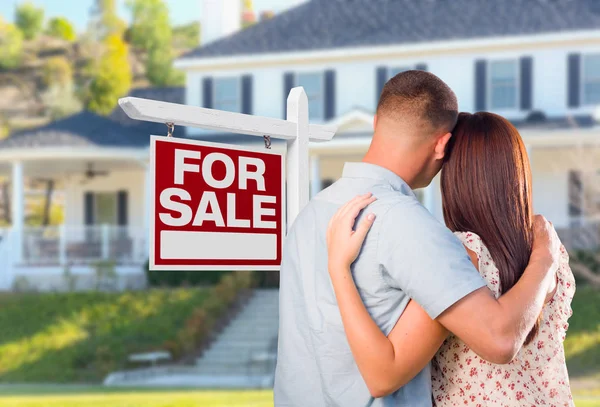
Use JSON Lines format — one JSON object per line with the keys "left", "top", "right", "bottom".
{"left": 119, "top": 87, "right": 336, "bottom": 270}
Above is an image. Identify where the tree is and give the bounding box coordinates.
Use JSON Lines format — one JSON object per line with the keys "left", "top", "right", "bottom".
{"left": 172, "top": 22, "right": 200, "bottom": 49}
{"left": 88, "top": 0, "right": 126, "bottom": 40}
{"left": 42, "top": 57, "right": 73, "bottom": 87}
{"left": 42, "top": 83, "right": 83, "bottom": 119}
{"left": 0, "top": 17, "right": 24, "bottom": 69}
{"left": 46, "top": 17, "right": 76, "bottom": 41}
{"left": 15, "top": 1, "right": 45, "bottom": 40}
{"left": 126, "top": 0, "right": 184, "bottom": 86}
{"left": 86, "top": 34, "right": 132, "bottom": 115}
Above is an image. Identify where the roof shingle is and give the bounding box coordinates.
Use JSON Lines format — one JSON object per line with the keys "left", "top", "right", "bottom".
{"left": 179, "top": 0, "right": 600, "bottom": 60}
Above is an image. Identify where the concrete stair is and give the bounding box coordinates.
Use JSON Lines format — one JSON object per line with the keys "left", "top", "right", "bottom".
{"left": 195, "top": 288, "right": 279, "bottom": 381}
{"left": 104, "top": 288, "right": 280, "bottom": 388}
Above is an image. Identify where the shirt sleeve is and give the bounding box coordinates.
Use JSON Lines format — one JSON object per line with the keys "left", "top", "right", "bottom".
{"left": 377, "top": 200, "right": 487, "bottom": 319}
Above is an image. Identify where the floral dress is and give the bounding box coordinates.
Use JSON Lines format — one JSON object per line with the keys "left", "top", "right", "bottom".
{"left": 431, "top": 231, "right": 576, "bottom": 407}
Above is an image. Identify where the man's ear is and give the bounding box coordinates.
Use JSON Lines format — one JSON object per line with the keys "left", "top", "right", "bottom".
{"left": 434, "top": 132, "right": 452, "bottom": 160}
{"left": 373, "top": 114, "right": 378, "bottom": 131}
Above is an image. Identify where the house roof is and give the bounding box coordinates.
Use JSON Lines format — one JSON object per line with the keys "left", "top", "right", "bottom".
{"left": 179, "top": 0, "right": 600, "bottom": 61}
{"left": 0, "top": 87, "right": 187, "bottom": 151}
{"left": 0, "top": 111, "right": 152, "bottom": 149}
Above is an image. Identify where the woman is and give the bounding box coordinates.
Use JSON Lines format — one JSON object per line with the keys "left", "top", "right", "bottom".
{"left": 327, "top": 112, "right": 575, "bottom": 406}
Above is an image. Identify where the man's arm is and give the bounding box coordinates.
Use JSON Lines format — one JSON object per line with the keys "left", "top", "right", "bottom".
{"left": 436, "top": 215, "right": 559, "bottom": 363}
{"left": 379, "top": 200, "right": 560, "bottom": 365}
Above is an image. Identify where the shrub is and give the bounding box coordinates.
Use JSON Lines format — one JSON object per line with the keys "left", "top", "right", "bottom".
{"left": 0, "top": 17, "right": 24, "bottom": 70}
{"left": 15, "top": 1, "right": 44, "bottom": 40}
{"left": 46, "top": 17, "right": 76, "bottom": 41}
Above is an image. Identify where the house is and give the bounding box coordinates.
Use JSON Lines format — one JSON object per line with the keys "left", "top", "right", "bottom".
{"left": 0, "top": 88, "right": 184, "bottom": 291}
{"left": 174, "top": 0, "right": 600, "bottom": 247}
{"left": 0, "top": 0, "right": 599, "bottom": 291}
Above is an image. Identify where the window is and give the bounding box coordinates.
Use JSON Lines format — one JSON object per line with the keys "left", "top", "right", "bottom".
{"left": 489, "top": 60, "right": 518, "bottom": 109}
{"left": 95, "top": 192, "right": 117, "bottom": 225}
{"left": 297, "top": 72, "right": 324, "bottom": 120}
{"left": 213, "top": 77, "right": 240, "bottom": 112}
{"left": 389, "top": 66, "right": 411, "bottom": 78}
{"left": 583, "top": 54, "right": 600, "bottom": 105}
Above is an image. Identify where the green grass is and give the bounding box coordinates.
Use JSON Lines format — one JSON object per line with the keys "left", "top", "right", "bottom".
{"left": 0, "top": 387, "right": 595, "bottom": 407}
{"left": 0, "top": 289, "right": 209, "bottom": 383}
{"left": 0, "top": 387, "right": 273, "bottom": 407}
{"left": 564, "top": 286, "right": 600, "bottom": 379}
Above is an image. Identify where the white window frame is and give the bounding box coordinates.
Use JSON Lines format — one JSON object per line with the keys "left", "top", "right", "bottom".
{"left": 487, "top": 59, "right": 520, "bottom": 110}
{"left": 212, "top": 76, "right": 242, "bottom": 113}
{"left": 582, "top": 53, "right": 600, "bottom": 106}
{"left": 295, "top": 71, "right": 325, "bottom": 121}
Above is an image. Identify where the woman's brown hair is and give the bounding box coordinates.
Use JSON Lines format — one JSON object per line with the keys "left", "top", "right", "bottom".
{"left": 441, "top": 112, "right": 539, "bottom": 345}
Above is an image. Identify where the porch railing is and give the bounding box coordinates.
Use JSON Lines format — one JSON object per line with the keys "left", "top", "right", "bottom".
{"left": 21, "top": 225, "right": 147, "bottom": 266}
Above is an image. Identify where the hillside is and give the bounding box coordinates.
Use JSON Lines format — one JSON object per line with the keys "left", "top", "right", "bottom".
{"left": 0, "top": 22, "right": 199, "bottom": 135}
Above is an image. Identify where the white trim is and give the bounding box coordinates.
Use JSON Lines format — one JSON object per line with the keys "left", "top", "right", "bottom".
{"left": 325, "top": 108, "right": 374, "bottom": 131}
{"left": 0, "top": 147, "right": 147, "bottom": 162}
{"left": 174, "top": 29, "right": 600, "bottom": 70}
{"left": 487, "top": 58, "right": 520, "bottom": 111}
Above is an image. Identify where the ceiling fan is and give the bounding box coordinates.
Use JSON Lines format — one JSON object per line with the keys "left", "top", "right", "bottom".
{"left": 80, "top": 163, "right": 109, "bottom": 184}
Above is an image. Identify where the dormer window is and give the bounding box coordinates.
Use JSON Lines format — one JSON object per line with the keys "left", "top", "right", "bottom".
{"left": 583, "top": 54, "right": 600, "bottom": 105}
{"left": 489, "top": 60, "right": 518, "bottom": 110}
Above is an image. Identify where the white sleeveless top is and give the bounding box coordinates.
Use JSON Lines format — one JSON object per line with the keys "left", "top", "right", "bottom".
{"left": 431, "top": 231, "right": 576, "bottom": 407}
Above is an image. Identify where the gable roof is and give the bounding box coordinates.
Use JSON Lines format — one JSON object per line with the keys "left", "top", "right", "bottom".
{"left": 179, "top": 0, "right": 600, "bottom": 60}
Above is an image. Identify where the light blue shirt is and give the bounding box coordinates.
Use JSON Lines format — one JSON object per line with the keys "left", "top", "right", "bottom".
{"left": 274, "top": 162, "right": 487, "bottom": 407}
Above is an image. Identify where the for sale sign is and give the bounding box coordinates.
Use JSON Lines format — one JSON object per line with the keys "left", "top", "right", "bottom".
{"left": 149, "top": 136, "right": 284, "bottom": 271}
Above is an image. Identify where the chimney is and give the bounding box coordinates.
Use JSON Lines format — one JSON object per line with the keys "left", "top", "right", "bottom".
{"left": 201, "top": 0, "right": 241, "bottom": 45}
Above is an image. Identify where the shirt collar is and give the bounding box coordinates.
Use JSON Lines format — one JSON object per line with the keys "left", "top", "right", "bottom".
{"left": 342, "top": 162, "right": 416, "bottom": 197}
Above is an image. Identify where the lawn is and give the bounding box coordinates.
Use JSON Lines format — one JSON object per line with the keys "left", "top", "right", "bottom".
{"left": 0, "top": 289, "right": 210, "bottom": 382}
{"left": 0, "top": 387, "right": 273, "bottom": 407}
{"left": 0, "top": 387, "right": 596, "bottom": 407}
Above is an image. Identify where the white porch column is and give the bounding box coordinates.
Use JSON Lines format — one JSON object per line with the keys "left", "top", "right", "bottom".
{"left": 310, "top": 155, "right": 321, "bottom": 198}
{"left": 11, "top": 161, "right": 24, "bottom": 264}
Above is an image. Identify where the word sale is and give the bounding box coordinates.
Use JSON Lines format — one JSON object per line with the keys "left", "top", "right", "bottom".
{"left": 159, "top": 149, "right": 277, "bottom": 229}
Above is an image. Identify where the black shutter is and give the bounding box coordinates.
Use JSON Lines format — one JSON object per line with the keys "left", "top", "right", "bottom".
{"left": 474, "top": 60, "right": 487, "bottom": 111}
{"left": 324, "top": 70, "right": 336, "bottom": 120}
{"left": 202, "top": 77, "right": 213, "bottom": 108}
{"left": 84, "top": 192, "right": 94, "bottom": 225}
{"left": 520, "top": 56, "right": 533, "bottom": 110}
{"left": 117, "top": 190, "right": 128, "bottom": 226}
{"left": 568, "top": 53, "right": 581, "bottom": 108}
{"left": 242, "top": 75, "right": 253, "bottom": 114}
{"left": 283, "top": 72, "right": 295, "bottom": 118}
{"left": 376, "top": 66, "right": 388, "bottom": 107}
{"left": 415, "top": 63, "right": 428, "bottom": 71}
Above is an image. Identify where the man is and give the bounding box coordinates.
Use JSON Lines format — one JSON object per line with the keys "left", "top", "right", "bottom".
{"left": 274, "top": 71, "right": 560, "bottom": 407}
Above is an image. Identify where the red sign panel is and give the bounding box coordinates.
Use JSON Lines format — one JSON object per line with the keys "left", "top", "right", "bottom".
{"left": 150, "top": 136, "right": 284, "bottom": 271}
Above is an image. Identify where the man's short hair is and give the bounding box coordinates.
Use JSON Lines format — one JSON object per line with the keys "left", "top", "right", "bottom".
{"left": 377, "top": 70, "right": 458, "bottom": 133}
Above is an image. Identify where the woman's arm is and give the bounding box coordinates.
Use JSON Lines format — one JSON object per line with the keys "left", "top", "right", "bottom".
{"left": 327, "top": 194, "right": 449, "bottom": 398}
